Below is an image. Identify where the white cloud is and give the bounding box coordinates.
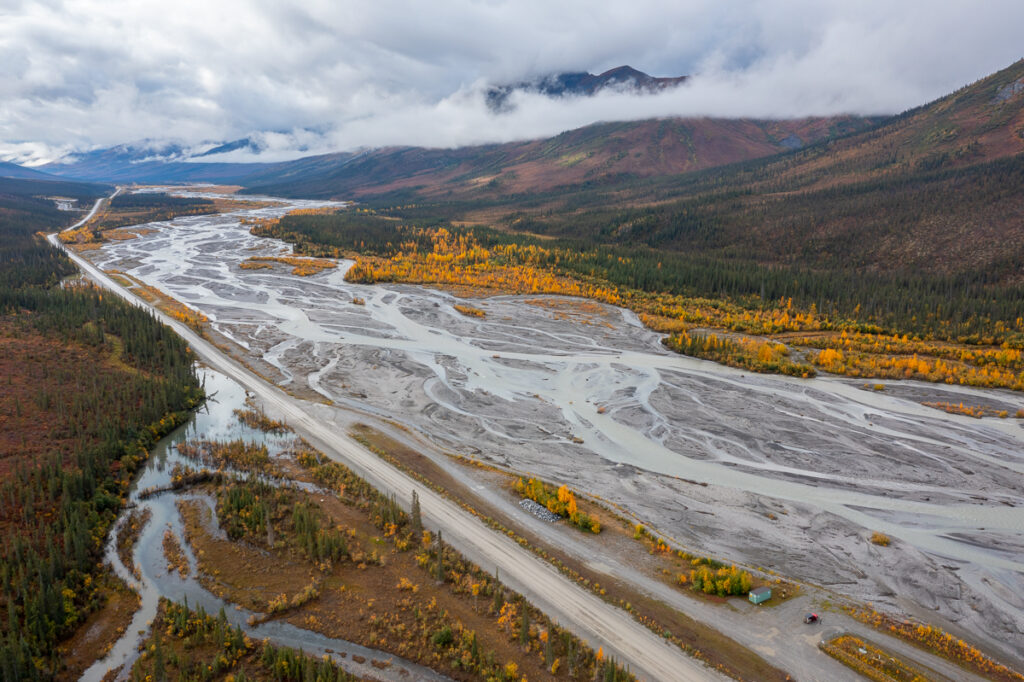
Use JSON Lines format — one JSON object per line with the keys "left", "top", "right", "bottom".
{"left": 0, "top": 0, "right": 1022, "bottom": 164}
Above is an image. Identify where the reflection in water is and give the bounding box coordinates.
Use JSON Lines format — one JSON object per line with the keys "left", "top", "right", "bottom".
{"left": 82, "top": 368, "right": 450, "bottom": 682}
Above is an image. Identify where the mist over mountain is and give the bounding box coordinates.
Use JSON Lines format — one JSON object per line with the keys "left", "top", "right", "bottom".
{"left": 3, "top": 2, "right": 1023, "bottom": 166}
{"left": 486, "top": 65, "right": 688, "bottom": 112}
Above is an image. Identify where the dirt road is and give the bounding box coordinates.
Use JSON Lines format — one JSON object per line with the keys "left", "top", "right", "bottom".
{"left": 49, "top": 216, "right": 725, "bottom": 681}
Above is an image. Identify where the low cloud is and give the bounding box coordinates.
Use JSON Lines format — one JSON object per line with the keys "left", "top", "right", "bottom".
{"left": 1, "top": 0, "right": 1022, "bottom": 164}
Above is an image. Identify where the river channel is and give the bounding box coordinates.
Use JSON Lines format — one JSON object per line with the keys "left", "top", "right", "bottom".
{"left": 81, "top": 367, "right": 450, "bottom": 681}
{"left": 83, "top": 187, "right": 1024, "bottom": 663}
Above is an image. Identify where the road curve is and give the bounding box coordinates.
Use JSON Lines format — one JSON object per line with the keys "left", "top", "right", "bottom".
{"left": 66, "top": 186, "right": 121, "bottom": 230}
{"left": 47, "top": 208, "right": 726, "bottom": 682}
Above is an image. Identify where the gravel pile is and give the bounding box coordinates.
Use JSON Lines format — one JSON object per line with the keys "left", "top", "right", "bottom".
{"left": 519, "top": 498, "right": 562, "bottom": 523}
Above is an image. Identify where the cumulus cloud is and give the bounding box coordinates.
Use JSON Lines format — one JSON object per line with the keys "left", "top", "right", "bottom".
{"left": 0, "top": 0, "right": 1022, "bottom": 164}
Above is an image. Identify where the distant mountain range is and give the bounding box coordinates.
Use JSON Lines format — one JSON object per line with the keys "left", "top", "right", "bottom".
{"left": 34, "top": 143, "right": 281, "bottom": 184}
{"left": 0, "top": 160, "right": 62, "bottom": 181}
{"left": 23, "top": 65, "right": 697, "bottom": 184}
{"left": 239, "top": 116, "right": 874, "bottom": 199}
{"left": 15, "top": 57, "right": 1024, "bottom": 287}
{"left": 31, "top": 114, "right": 873, "bottom": 193}
{"left": 486, "top": 65, "right": 688, "bottom": 111}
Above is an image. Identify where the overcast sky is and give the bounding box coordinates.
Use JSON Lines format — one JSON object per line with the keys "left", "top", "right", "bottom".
{"left": 1, "top": 0, "right": 1022, "bottom": 164}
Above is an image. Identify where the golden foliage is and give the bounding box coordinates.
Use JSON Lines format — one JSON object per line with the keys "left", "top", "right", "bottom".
{"left": 453, "top": 303, "right": 486, "bottom": 318}
{"left": 922, "top": 401, "right": 1006, "bottom": 418}
{"left": 822, "top": 635, "right": 930, "bottom": 682}
{"left": 797, "top": 331, "right": 1024, "bottom": 391}
{"left": 513, "top": 477, "right": 601, "bottom": 533}
{"left": 688, "top": 564, "right": 753, "bottom": 597}
{"left": 869, "top": 532, "right": 891, "bottom": 546}
{"left": 845, "top": 607, "right": 1024, "bottom": 681}
{"left": 665, "top": 330, "right": 815, "bottom": 377}
{"left": 244, "top": 256, "right": 336, "bottom": 276}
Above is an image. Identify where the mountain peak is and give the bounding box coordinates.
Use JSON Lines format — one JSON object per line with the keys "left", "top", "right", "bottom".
{"left": 487, "top": 65, "right": 687, "bottom": 112}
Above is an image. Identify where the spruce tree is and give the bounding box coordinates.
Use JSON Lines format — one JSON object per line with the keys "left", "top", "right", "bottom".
{"left": 411, "top": 490, "right": 422, "bottom": 532}
{"left": 435, "top": 529, "right": 444, "bottom": 581}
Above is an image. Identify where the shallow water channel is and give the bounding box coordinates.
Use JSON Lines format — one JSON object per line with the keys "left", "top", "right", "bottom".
{"left": 83, "top": 186, "right": 1024, "bottom": 662}
{"left": 82, "top": 367, "right": 451, "bottom": 681}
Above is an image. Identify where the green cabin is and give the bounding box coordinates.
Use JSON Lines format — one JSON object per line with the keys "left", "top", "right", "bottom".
{"left": 749, "top": 586, "right": 771, "bottom": 604}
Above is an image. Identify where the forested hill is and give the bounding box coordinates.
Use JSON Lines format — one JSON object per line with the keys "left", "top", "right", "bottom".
{"left": 248, "top": 60, "right": 1024, "bottom": 347}
{"left": 239, "top": 115, "right": 877, "bottom": 199}
{"left": 515, "top": 58, "right": 1024, "bottom": 282}
{"left": 0, "top": 178, "right": 110, "bottom": 288}
{"left": 249, "top": 59, "right": 1024, "bottom": 287}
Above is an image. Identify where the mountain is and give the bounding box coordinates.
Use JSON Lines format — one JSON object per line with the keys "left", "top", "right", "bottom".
{"left": 192, "top": 137, "right": 263, "bottom": 158}
{"left": 39, "top": 142, "right": 283, "bottom": 184}
{"left": 246, "top": 59, "right": 1024, "bottom": 288}
{"left": 570, "top": 58, "right": 1024, "bottom": 281}
{"left": 36, "top": 113, "right": 870, "bottom": 191}
{"left": 242, "top": 115, "right": 875, "bottom": 199}
{"left": 0, "top": 160, "right": 61, "bottom": 181}
{"left": 486, "top": 65, "right": 688, "bottom": 111}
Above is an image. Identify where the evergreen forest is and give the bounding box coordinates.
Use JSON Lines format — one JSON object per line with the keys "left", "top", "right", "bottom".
{"left": 0, "top": 178, "right": 203, "bottom": 679}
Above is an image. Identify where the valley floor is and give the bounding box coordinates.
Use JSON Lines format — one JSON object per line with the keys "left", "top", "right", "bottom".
{"left": 65, "top": 187, "right": 1024, "bottom": 679}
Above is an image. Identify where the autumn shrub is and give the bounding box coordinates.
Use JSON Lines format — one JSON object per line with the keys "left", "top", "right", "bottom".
{"left": 922, "top": 401, "right": 997, "bottom": 418}
{"left": 845, "top": 607, "right": 1024, "bottom": 682}
{"left": 454, "top": 303, "right": 486, "bottom": 317}
{"left": 245, "top": 255, "right": 336, "bottom": 276}
{"left": 687, "top": 564, "right": 753, "bottom": 597}
{"left": 233, "top": 404, "right": 292, "bottom": 433}
{"left": 822, "top": 635, "right": 930, "bottom": 682}
{"left": 177, "top": 438, "right": 277, "bottom": 475}
{"left": 514, "top": 477, "right": 601, "bottom": 533}
{"left": 870, "top": 532, "right": 891, "bottom": 546}
{"left": 664, "top": 330, "right": 815, "bottom": 377}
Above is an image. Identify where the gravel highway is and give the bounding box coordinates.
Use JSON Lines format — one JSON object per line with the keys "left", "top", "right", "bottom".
{"left": 52, "top": 185, "right": 1024, "bottom": 675}
{"left": 49, "top": 198, "right": 724, "bottom": 682}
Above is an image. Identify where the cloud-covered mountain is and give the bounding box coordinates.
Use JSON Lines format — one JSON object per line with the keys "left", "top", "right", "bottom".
{"left": 3, "top": 3, "right": 1023, "bottom": 166}
{"left": 486, "top": 65, "right": 687, "bottom": 111}
{"left": 39, "top": 143, "right": 282, "bottom": 184}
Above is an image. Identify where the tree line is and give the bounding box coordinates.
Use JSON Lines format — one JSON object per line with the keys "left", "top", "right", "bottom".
{"left": 255, "top": 209, "right": 1024, "bottom": 345}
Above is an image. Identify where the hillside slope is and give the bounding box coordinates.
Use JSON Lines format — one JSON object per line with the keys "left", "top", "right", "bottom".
{"left": 39, "top": 145, "right": 287, "bottom": 184}
{"left": 242, "top": 116, "right": 875, "bottom": 198}
{"left": 570, "top": 58, "right": 1024, "bottom": 280}
{"left": 273, "top": 60, "right": 1024, "bottom": 284}
{"left": 0, "top": 161, "right": 61, "bottom": 181}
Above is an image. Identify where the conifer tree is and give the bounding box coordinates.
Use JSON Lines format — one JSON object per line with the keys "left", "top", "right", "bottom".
{"left": 410, "top": 490, "right": 422, "bottom": 532}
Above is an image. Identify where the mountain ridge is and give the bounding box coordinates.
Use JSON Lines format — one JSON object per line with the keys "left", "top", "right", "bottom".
{"left": 240, "top": 115, "right": 875, "bottom": 199}
{"left": 0, "top": 160, "right": 63, "bottom": 181}
{"left": 486, "top": 65, "right": 688, "bottom": 111}
{"left": 244, "top": 59, "right": 1024, "bottom": 289}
